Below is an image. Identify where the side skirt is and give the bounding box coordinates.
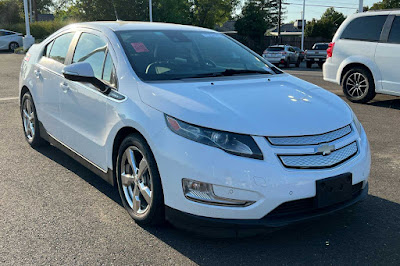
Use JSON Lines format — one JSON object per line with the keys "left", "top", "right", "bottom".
{"left": 39, "top": 121, "right": 115, "bottom": 186}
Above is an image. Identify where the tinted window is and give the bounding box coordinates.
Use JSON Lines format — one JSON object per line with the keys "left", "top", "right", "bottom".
{"left": 341, "top": 15, "right": 387, "bottom": 42}
{"left": 49, "top": 32, "right": 74, "bottom": 64}
{"left": 267, "top": 47, "right": 284, "bottom": 51}
{"left": 388, "top": 16, "right": 400, "bottom": 44}
{"left": 313, "top": 44, "right": 329, "bottom": 50}
{"left": 73, "top": 33, "right": 107, "bottom": 79}
{"left": 102, "top": 52, "right": 116, "bottom": 86}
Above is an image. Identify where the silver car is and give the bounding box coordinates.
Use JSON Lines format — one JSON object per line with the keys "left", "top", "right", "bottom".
{"left": 0, "top": 29, "right": 23, "bottom": 51}
{"left": 262, "top": 45, "right": 300, "bottom": 68}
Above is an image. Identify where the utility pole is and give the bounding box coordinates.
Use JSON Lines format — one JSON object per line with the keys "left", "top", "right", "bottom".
{"left": 277, "top": 0, "right": 282, "bottom": 44}
{"left": 29, "top": 0, "right": 33, "bottom": 23}
{"left": 359, "top": 0, "right": 363, "bottom": 13}
{"left": 23, "top": 0, "right": 34, "bottom": 50}
{"left": 301, "top": 0, "right": 305, "bottom": 50}
{"left": 149, "top": 0, "right": 153, "bottom": 22}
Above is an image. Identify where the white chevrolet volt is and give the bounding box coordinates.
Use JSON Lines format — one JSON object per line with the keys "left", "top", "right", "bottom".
{"left": 19, "top": 22, "right": 371, "bottom": 234}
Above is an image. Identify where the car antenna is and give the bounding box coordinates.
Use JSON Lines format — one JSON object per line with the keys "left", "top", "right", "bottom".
{"left": 111, "top": 0, "right": 120, "bottom": 21}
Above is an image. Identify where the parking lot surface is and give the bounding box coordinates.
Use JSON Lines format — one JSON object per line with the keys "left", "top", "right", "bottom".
{"left": 1, "top": 54, "right": 399, "bottom": 265}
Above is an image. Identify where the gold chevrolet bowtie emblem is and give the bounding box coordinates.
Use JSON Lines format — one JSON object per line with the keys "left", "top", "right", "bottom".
{"left": 316, "top": 144, "right": 335, "bottom": 156}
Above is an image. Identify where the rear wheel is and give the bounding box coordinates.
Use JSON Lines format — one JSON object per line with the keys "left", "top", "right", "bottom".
{"left": 20, "top": 92, "right": 48, "bottom": 147}
{"left": 342, "top": 67, "right": 376, "bottom": 103}
{"left": 295, "top": 59, "right": 300, "bottom": 67}
{"left": 285, "top": 58, "right": 290, "bottom": 68}
{"left": 116, "top": 134, "right": 165, "bottom": 225}
{"left": 318, "top": 62, "right": 324, "bottom": 68}
{"left": 9, "top": 42, "right": 19, "bottom": 52}
{"left": 306, "top": 61, "right": 312, "bottom": 68}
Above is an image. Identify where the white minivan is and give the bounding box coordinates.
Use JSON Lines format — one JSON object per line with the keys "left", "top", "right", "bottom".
{"left": 323, "top": 10, "right": 400, "bottom": 103}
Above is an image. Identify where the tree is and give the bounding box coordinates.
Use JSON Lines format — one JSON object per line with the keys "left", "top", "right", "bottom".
{"left": 235, "top": 0, "right": 281, "bottom": 40}
{"left": 370, "top": 0, "right": 400, "bottom": 10}
{"left": 190, "top": 0, "right": 239, "bottom": 28}
{"left": 0, "top": 0, "right": 23, "bottom": 25}
{"left": 153, "top": 0, "right": 192, "bottom": 25}
{"left": 305, "top": 7, "right": 346, "bottom": 39}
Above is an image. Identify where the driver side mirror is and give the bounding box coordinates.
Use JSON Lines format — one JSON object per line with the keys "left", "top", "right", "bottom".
{"left": 63, "top": 62, "right": 111, "bottom": 94}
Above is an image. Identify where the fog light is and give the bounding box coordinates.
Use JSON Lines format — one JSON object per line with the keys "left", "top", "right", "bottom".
{"left": 182, "top": 179, "right": 254, "bottom": 207}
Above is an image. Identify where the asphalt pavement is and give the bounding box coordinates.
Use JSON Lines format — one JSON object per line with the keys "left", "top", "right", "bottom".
{"left": 1, "top": 54, "right": 399, "bottom": 265}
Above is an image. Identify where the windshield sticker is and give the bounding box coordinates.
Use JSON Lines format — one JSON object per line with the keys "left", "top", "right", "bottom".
{"left": 131, "top": 42, "right": 149, "bottom": 53}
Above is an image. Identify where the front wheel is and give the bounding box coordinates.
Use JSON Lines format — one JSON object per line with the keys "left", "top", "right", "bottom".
{"left": 9, "top": 42, "right": 19, "bottom": 52}
{"left": 116, "top": 134, "right": 165, "bottom": 225}
{"left": 342, "top": 68, "right": 376, "bottom": 103}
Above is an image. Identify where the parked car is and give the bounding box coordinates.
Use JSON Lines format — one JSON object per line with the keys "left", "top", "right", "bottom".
{"left": 20, "top": 22, "right": 370, "bottom": 235}
{"left": 305, "top": 43, "right": 329, "bottom": 68}
{"left": 324, "top": 10, "right": 400, "bottom": 103}
{"left": 293, "top": 46, "right": 305, "bottom": 62}
{"left": 262, "top": 45, "right": 300, "bottom": 67}
{"left": 0, "top": 29, "right": 23, "bottom": 51}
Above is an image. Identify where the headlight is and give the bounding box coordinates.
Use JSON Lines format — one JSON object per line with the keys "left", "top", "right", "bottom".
{"left": 352, "top": 112, "right": 362, "bottom": 136}
{"left": 165, "top": 115, "right": 263, "bottom": 160}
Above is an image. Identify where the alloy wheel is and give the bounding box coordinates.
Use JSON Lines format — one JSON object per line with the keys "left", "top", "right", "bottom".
{"left": 345, "top": 72, "right": 368, "bottom": 99}
{"left": 22, "top": 98, "right": 35, "bottom": 140}
{"left": 10, "top": 42, "right": 19, "bottom": 51}
{"left": 120, "top": 146, "right": 152, "bottom": 215}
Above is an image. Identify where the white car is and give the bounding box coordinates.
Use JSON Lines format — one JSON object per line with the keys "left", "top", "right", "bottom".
{"left": 20, "top": 22, "right": 370, "bottom": 235}
{"left": 0, "top": 29, "right": 23, "bottom": 51}
{"left": 262, "top": 45, "right": 300, "bottom": 67}
{"left": 324, "top": 10, "right": 400, "bottom": 103}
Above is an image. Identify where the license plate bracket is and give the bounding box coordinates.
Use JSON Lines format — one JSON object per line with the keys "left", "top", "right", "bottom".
{"left": 315, "top": 173, "right": 353, "bottom": 209}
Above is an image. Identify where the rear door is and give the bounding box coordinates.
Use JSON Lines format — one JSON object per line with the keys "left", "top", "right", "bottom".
{"left": 35, "top": 32, "right": 76, "bottom": 139}
{"left": 59, "top": 30, "right": 117, "bottom": 170}
{"left": 375, "top": 15, "right": 400, "bottom": 93}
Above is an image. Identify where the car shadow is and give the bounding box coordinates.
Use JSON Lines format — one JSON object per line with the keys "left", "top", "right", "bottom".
{"left": 34, "top": 144, "right": 400, "bottom": 264}
{"left": 0, "top": 50, "right": 13, "bottom": 54}
{"left": 368, "top": 98, "right": 400, "bottom": 110}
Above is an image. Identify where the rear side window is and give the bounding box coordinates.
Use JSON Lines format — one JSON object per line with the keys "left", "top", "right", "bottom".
{"left": 267, "top": 47, "right": 284, "bottom": 51}
{"left": 49, "top": 32, "right": 74, "bottom": 64}
{"left": 388, "top": 16, "right": 400, "bottom": 44}
{"left": 312, "top": 44, "right": 328, "bottom": 50}
{"left": 341, "top": 15, "right": 387, "bottom": 42}
{"left": 72, "top": 33, "right": 107, "bottom": 79}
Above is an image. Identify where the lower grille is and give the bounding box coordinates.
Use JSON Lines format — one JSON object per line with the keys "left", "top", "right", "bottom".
{"left": 267, "top": 182, "right": 363, "bottom": 218}
{"left": 279, "top": 141, "right": 358, "bottom": 169}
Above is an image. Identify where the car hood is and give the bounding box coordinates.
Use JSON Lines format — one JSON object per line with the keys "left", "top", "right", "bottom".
{"left": 137, "top": 74, "right": 352, "bottom": 136}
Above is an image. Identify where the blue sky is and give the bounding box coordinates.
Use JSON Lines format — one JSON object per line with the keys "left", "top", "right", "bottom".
{"left": 238, "top": 0, "right": 379, "bottom": 23}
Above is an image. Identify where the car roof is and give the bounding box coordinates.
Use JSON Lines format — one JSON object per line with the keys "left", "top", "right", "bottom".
{"left": 68, "top": 21, "right": 215, "bottom": 33}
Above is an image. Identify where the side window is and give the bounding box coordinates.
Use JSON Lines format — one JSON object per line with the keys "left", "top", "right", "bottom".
{"left": 0, "top": 31, "right": 4, "bottom": 37}
{"left": 44, "top": 40, "right": 54, "bottom": 57}
{"left": 388, "top": 16, "right": 400, "bottom": 44}
{"left": 340, "top": 15, "right": 387, "bottom": 42}
{"left": 72, "top": 33, "right": 107, "bottom": 79}
{"left": 102, "top": 52, "right": 117, "bottom": 87}
{"left": 49, "top": 32, "right": 74, "bottom": 64}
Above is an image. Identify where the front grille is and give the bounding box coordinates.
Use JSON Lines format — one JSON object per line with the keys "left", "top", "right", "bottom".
{"left": 268, "top": 125, "right": 352, "bottom": 146}
{"left": 279, "top": 142, "right": 358, "bottom": 169}
{"left": 267, "top": 182, "right": 363, "bottom": 218}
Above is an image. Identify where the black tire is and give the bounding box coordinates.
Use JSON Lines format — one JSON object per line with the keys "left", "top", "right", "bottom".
{"left": 318, "top": 62, "right": 324, "bottom": 68}
{"left": 9, "top": 42, "right": 19, "bottom": 51}
{"left": 20, "top": 92, "right": 48, "bottom": 147}
{"left": 285, "top": 58, "right": 290, "bottom": 68}
{"left": 342, "top": 67, "right": 376, "bottom": 103}
{"left": 295, "top": 59, "right": 300, "bottom": 67}
{"left": 116, "top": 134, "right": 165, "bottom": 225}
{"left": 306, "top": 61, "right": 312, "bottom": 68}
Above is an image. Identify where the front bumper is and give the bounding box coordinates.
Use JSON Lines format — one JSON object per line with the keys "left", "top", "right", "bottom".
{"left": 166, "top": 182, "right": 368, "bottom": 233}
{"left": 152, "top": 123, "right": 371, "bottom": 221}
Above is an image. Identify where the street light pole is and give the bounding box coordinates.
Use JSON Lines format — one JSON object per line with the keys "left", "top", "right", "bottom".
{"left": 359, "top": 0, "right": 363, "bottom": 13}
{"left": 149, "top": 0, "right": 153, "bottom": 22}
{"left": 301, "top": 0, "right": 305, "bottom": 50}
{"left": 23, "top": 0, "right": 34, "bottom": 50}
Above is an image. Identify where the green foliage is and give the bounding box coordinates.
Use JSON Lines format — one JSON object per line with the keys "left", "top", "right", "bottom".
{"left": 0, "top": 21, "right": 70, "bottom": 40}
{"left": 235, "top": 0, "right": 281, "bottom": 40}
{"left": 190, "top": 0, "right": 239, "bottom": 28}
{"left": 153, "top": 0, "right": 192, "bottom": 25}
{"left": 0, "top": 0, "right": 23, "bottom": 25}
{"left": 370, "top": 0, "right": 400, "bottom": 10}
{"left": 305, "top": 7, "right": 346, "bottom": 39}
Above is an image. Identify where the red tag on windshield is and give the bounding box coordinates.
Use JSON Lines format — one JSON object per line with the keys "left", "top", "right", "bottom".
{"left": 131, "top": 42, "right": 149, "bottom": 53}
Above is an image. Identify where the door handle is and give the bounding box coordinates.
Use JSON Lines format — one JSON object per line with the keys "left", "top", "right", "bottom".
{"left": 60, "top": 82, "right": 70, "bottom": 93}
{"left": 34, "top": 69, "right": 41, "bottom": 78}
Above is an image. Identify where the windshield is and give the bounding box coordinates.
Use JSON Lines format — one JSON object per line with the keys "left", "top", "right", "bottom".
{"left": 116, "top": 30, "right": 275, "bottom": 81}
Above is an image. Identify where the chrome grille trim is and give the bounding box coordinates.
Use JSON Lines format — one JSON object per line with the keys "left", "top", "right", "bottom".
{"left": 279, "top": 142, "right": 358, "bottom": 169}
{"left": 268, "top": 125, "right": 352, "bottom": 146}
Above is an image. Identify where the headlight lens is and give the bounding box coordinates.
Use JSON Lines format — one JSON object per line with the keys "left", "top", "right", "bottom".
{"left": 352, "top": 112, "right": 362, "bottom": 136}
{"left": 165, "top": 115, "right": 263, "bottom": 160}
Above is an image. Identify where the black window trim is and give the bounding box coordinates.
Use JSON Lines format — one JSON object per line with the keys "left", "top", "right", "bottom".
{"left": 339, "top": 15, "right": 391, "bottom": 43}
{"left": 43, "top": 31, "right": 77, "bottom": 65}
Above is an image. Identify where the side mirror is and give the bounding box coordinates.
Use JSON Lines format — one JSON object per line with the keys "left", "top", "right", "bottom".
{"left": 63, "top": 62, "right": 111, "bottom": 94}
